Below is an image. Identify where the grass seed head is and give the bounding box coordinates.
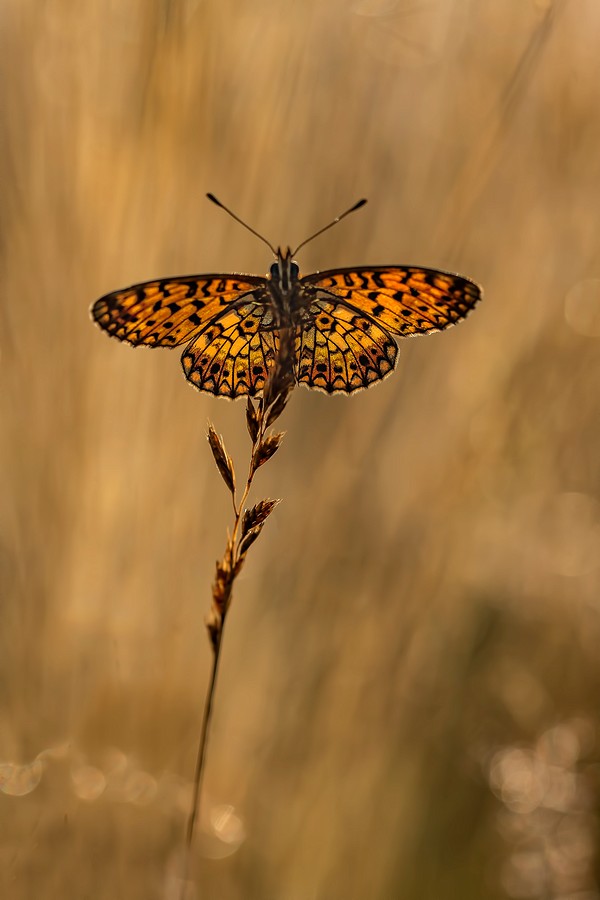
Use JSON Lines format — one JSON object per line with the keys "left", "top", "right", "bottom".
{"left": 246, "top": 397, "right": 260, "bottom": 443}
{"left": 207, "top": 423, "right": 236, "bottom": 495}
{"left": 241, "top": 498, "right": 280, "bottom": 536}
{"left": 251, "top": 432, "right": 284, "bottom": 474}
{"left": 262, "top": 327, "right": 296, "bottom": 425}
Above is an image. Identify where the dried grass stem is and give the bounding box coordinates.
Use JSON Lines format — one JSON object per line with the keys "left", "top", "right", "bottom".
{"left": 180, "top": 332, "right": 295, "bottom": 895}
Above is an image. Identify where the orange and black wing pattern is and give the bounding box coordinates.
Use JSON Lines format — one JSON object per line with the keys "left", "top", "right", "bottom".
{"left": 296, "top": 266, "right": 481, "bottom": 393}
{"left": 181, "top": 301, "right": 279, "bottom": 397}
{"left": 92, "top": 274, "right": 276, "bottom": 397}
{"left": 295, "top": 297, "right": 397, "bottom": 394}
{"left": 92, "top": 265, "right": 481, "bottom": 398}
{"left": 92, "top": 274, "right": 265, "bottom": 347}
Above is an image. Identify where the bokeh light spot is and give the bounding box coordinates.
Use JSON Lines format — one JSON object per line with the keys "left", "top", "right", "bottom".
{"left": 0, "top": 760, "right": 44, "bottom": 796}
{"left": 71, "top": 764, "right": 107, "bottom": 801}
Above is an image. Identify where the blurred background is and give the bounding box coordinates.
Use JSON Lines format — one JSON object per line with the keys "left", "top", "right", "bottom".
{"left": 2, "top": 0, "right": 600, "bottom": 897}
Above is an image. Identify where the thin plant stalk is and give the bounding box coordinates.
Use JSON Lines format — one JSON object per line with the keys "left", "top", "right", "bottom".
{"left": 179, "top": 329, "right": 295, "bottom": 896}
{"left": 183, "top": 626, "right": 224, "bottom": 863}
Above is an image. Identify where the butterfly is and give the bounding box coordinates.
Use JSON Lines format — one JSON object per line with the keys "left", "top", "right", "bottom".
{"left": 91, "top": 196, "right": 481, "bottom": 398}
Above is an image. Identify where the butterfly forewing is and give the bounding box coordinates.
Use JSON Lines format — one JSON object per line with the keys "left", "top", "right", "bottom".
{"left": 303, "top": 266, "right": 481, "bottom": 337}
{"left": 92, "top": 274, "right": 265, "bottom": 347}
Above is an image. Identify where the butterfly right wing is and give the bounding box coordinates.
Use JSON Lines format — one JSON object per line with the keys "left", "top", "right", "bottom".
{"left": 302, "top": 266, "right": 481, "bottom": 337}
{"left": 91, "top": 274, "right": 266, "bottom": 347}
{"left": 295, "top": 296, "right": 397, "bottom": 394}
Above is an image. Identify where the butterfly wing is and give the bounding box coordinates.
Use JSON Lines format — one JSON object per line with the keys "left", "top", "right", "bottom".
{"left": 303, "top": 266, "right": 481, "bottom": 336}
{"left": 92, "top": 273, "right": 277, "bottom": 398}
{"left": 91, "top": 274, "right": 266, "bottom": 347}
{"left": 294, "top": 266, "right": 481, "bottom": 393}
{"left": 295, "top": 297, "right": 397, "bottom": 393}
{"left": 182, "top": 299, "right": 279, "bottom": 397}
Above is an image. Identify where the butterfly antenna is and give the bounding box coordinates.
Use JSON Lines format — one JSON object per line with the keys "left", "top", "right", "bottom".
{"left": 206, "top": 193, "right": 277, "bottom": 256}
{"left": 292, "top": 198, "right": 367, "bottom": 256}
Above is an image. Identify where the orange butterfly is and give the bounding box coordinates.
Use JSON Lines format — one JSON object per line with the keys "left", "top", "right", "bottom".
{"left": 92, "top": 196, "right": 481, "bottom": 397}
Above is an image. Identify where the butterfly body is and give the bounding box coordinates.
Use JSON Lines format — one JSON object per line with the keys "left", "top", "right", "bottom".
{"left": 264, "top": 248, "right": 310, "bottom": 329}
{"left": 92, "top": 250, "right": 481, "bottom": 398}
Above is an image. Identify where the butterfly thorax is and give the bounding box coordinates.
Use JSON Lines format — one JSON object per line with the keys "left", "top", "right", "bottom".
{"left": 267, "top": 247, "right": 307, "bottom": 326}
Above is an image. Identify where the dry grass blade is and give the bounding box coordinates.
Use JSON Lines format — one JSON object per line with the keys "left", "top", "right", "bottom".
{"left": 207, "top": 423, "right": 236, "bottom": 495}
{"left": 241, "top": 498, "right": 280, "bottom": 537}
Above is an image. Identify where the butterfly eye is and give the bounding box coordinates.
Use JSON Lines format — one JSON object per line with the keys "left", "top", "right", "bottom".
{"left": 290, "top": 262, "right": 300, "bottom": 278}
{"left": 269, "top": 263, "right": 280, "bottom": 278}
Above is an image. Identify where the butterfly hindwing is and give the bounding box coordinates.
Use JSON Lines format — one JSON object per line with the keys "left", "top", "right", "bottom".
{"left": 182, "top": 299, "right": 278, "bottom": 397}
{"left": 92, "top": 275, "right": 265, "bottom": 347}
{"left": 296, "top": 297, "right": 397, "bottom": 393}
{"left": 302, "top": 266, "right": 481, "bottom": 337}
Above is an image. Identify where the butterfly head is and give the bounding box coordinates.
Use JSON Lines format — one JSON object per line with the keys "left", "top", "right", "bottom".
{"left": 269, "top": 248, "right": 300, "bottom": 291}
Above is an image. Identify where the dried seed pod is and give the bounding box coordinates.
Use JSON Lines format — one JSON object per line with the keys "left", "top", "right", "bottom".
{"left": 237, "top": 524, "right": 264, "bottom": 559}
{"left": 211, "top": 559, "right": 231, "bottom": 612}
{"left": 207, "top": 424, "right": 236, "bottom": 495}
{"left": 251, "top": 432, "right": 284, "bottom": 473}
{"left": 262, "top": 327, "right": 296, "bottom": 418}
{"left": 265, "top": 387, "right": 292, "bottom": 428}
{"left": 246, "top": 397, "right": 260, "bottom": 444}
{"left": 241, "top": 499, "right": 280, "bottom": 536}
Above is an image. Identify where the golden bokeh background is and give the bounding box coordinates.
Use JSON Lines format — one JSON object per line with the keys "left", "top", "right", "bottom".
{"left": 3, "top": 1, "right": 600, "bottom": 897}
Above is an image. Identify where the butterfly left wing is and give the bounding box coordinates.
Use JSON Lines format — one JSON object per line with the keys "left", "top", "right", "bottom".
{"left": 92, "top": 273, "right": 276, "bottom": 398}
{"left": 302, "top": 266, "right": 481, "bottom": 337}
{"left": 182, "top": 300, "right": 279, "bottom": 397}
{"left": 92, "top": 274, "right": 266, "bottom": 347}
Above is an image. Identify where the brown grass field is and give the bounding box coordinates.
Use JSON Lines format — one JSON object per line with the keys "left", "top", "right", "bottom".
{"left": 2, "top": 1, "right": 600, "bottom": 897}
